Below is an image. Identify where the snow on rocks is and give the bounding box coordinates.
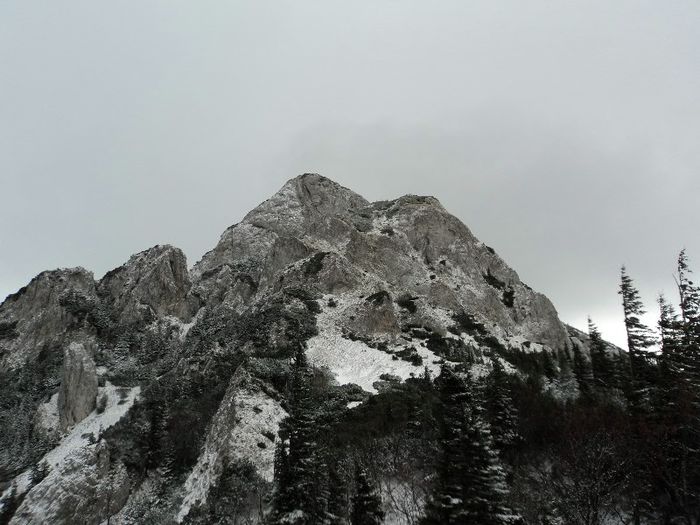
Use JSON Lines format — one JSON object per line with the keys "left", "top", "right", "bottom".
{"left": 1, "top": 382, "right": 139, "bottom": 524}
{"left": 4, "top": 382, "right": 139, "bottom": 498}
{"left": 306, "top": 295, "right": 441, "bottom": 393}
{"left": 176, "top": 367, "right": 286, "bottom": 523}
{"left": 33, "top": 393, "right": 60, "bottom": 442}
{"left": 10, "top": 440, "right": 130, "bottom": 525}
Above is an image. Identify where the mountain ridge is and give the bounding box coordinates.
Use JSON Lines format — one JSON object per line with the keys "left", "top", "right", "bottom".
{"left": 0, "top": 173, "right": 619, "bottom": 524}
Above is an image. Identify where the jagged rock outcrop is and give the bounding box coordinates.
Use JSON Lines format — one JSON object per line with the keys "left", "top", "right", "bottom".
{"left": 0, "top": 267, "right": 96, "bottom": 371}
{"left": 58, "top": 341, "right": 98, "bottom": 431}
{"left": 98, "top": 244, "right": 192, "bottom": 327}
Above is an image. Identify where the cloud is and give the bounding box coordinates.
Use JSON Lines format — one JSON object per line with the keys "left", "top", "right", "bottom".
{"left": 1, "top": 1, "right": 698, "bottom": 347}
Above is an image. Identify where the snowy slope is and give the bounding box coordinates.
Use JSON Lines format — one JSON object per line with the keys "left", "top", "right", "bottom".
{"left": 1, "top": 382, "right": 139, "bottom": 516}
{"left": 306, "top": 295, "right": 442, "bottom": 393}
{"left": 176, "top": 372, "right": 286, "bottom": 522}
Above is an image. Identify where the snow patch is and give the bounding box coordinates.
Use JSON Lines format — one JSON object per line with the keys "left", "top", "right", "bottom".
{"left": 306, "top": 296, "right": 441, "bottom": 393}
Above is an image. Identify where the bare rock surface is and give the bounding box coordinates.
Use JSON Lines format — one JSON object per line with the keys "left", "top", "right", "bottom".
{"left": 0, "top": 267, "right": 96, "bottom": 371}
{"left": 192, "top": 174, "right": 569, "bottom": 350}
{"left": 98, "top": 244, "right": 192, "bottom": 327}
{"left": 58, "top": 341, "right": 98, "bottom": 431}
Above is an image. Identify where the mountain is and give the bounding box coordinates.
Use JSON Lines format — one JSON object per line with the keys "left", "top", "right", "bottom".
{"left": 0, "top": 174, "right": 619, "bottom": 524}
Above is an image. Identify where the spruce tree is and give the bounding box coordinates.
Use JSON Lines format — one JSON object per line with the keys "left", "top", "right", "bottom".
{"left": 588, "top": 318, "right": 615, "bottom": 390}
{"left": 655, "top": 294, "right": 683, "bottom": 418}
{"left": 350, "top": 465, "right": 384, "bottom": 525}
{"left": 270, "top": 343, "right": 327, "bottom": 524}
{"left": 618, "top": 266, "right": 655, "bottom": 414}
{"left": 572, "top": 344, "right": 595, "bottom": 401}
{"left": 421, "top": 365, "right": 521, "bottom": 525}
{"left": 658, "top": 294, "right": 683, "bottom": 366}
{"left": 666, "top": 251, "right": 700, "bottom": 520}
{"left": 485, "top": 359, "right": 520, "bottom": 454}
{"left": 327, "top": 460, "right": 349, "bottom": 525}
{"left": 676, "top": 250, "right": 700, "bottom": 399}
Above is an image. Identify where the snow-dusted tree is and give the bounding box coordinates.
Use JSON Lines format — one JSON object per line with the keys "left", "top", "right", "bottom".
{"left": 269, "top": 342, "right": 328, "bottom": 524}
{"left": 658, "top": 295, "right": 683, "bottom": 366}
{"left": 350, "top": 464, "right": 384, "bottom": 525}
{"left": 327, "top": 460, "right": 349, "bottom": 525}
{"left": 421, "top": 365, "right": 521, "bottom": 525}
{"left": 619, "top": 266, "right": 655, "bottom": 414}
{"left": 656, "top": 251, "right": 700, "bottom": 523}
{"left": 29, "top": 459, "right": 50, "bottom": 487}
{"left": 485, "top": 359, "right": 520, "bottom": 454}
{"left": 676, "top": 250, "right": 700, "bottom": 400}
{"left": 573, "top": 343, "right": 595, "bottom": 402}
{"left": 588, "top": 318, "right": 615, "bottom": 391}
{"left": 654, "top": 294, "right": 683, "bottom": 418}
{"left": 547, "top": 430, "right": 627, "bottom": 525}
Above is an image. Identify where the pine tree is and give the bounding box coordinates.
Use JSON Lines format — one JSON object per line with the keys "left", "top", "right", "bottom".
{"left": 270, "top": 342, "right": 327, "bottom": 524}
{"left": 350, "top": 465, "right": 384, "bottom": 525}
{"left": 572, "top": 343, "right": 595, "bottom": 401}
{"left": 655, "top": 294, "right": 683, "bottom": 418}
{"left": 588, "top": 318, "right": 615, "bottom": 390}
{"left": 485, "top": 359, "right": 520, "bottom": 454}
{"left": 619, "top": 266, "right": 655, "bottom": 414}
{"left": 664, "top": 251, "right": 700, "bottom": 521}
{"left": 327, "top": 460, "right": 349, "bottom": 524}
{"left": 676, "top": 250, "right": 700, "bottom": 400}
{"left": 658, "top": 294, "right": 683, "bottom": 365}
{"left": 421, "top": 365, "right": 521, "bottom": 525}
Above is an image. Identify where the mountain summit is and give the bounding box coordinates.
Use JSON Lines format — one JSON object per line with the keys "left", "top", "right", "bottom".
{"left": 0, "top": 175, "right": 612, "bottom": 524}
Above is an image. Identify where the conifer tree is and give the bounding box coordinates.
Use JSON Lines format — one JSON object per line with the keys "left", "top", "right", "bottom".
{"left": 658, "top": 294, "right": 682, "bottom": 365}
{"left": 327, "top": 460, "right": 349, "bottom": 525}
{"left": 29, "top": 460, "right": 50, "bottom": 487}
{"left": 573, "top": 343, "right": 595, "bottom": 401}
{"left": 270, "top": 342, "right": 327, "bottom": 524}
{"left": 350, "top": 465, "right": 384, "bottom": 525}
{"left": 588, "top": 318, "right": 615, "bottom": 390}
{"left": 485, "top": 359, "right": 520, "bottom": 454}
{"left": 619, "top": 266, "right": 655, "bottom": 414}
{"left": 421, "top": 365, "right": 521, "bottom": 525}
{"left": 664, "top": 251, "right": 700, "bottom": 520}
{"left": 676, "top": 250, "right": 700, "bottom": 398}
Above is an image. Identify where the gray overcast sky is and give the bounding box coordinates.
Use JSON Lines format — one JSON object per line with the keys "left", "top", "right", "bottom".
{"left": 1, "top": 1, "right": 699, "bottom": 347}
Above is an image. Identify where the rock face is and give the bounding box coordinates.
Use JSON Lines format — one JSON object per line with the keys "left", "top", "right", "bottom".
{"left": 97, "top": 244, "right": 193, "bottom": 327}
{"left": 192, "top": 174, "right": 568, "bottom": 350}
{"left": 58, "top": 342, "right": 98, "bottom": 431}
{"left": 0, "top": 267, "right": 96, "bottom": 371}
